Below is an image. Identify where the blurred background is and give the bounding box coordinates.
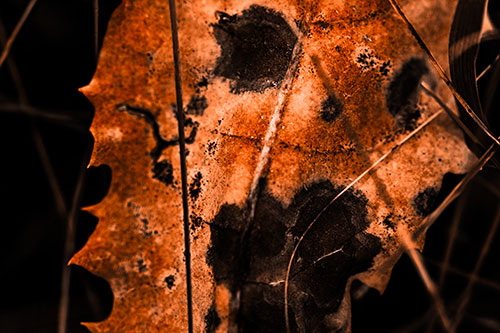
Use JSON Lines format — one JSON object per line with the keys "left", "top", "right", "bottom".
{"left": 0, "top": 0, "right": 499, "bottom": 332}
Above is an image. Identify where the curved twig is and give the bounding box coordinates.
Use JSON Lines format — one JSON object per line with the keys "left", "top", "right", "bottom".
{"left": 0, "top": 0, "right": 38, "bottom": 69}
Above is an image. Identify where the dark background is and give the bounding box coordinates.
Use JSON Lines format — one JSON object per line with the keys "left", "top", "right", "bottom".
{"left": 0, "top": 0, "right": 499, "bottom": 332}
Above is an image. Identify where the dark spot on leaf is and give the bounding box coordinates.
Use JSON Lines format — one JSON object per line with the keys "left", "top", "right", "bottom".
{"left": 137, "top": 259, "right": 147, "bottom": 273}
{"left": 382, "top": 214, "right": 396, "bottom": 231}
{"left": 207, "top": 141, "right": 217, "bottom": 156}
{"left": 186, "top": 95, "right": 208, "bottom": 116}
{"left": 196, "top": 76, "right": 209, "bottom": 89}
{"left": 152, "top": 160, "right": 174, "bottom": 186}
{"left": 204, "top": 304, "right": 221, "bottom": 333}
{"left": 239, "top": 283, "right": 300, "bottom": 332}
{"left": 386, "top": 58, "right": 428, "bottom": 130}
{"left": 207, "top": 180, "right": 381, "bottom": 330}
{"left": 190, "top": 212, "right": 204, "bottom": 232}
{"left": 140, "top": 218, "right": 153, "bottom": 238}
{"left": 207, "top": 207, "right": 243, "bottom": 284}
{"left": 189, "top": 172, "right": 203, "bottom": 201}
{"left": 170, "top": 105, "right": 199, "bottom": 144}
{"left": 313, "top": 20, "right": 330, "bottom": 31}
{"left": 184, "top": 118, "right": 199, "bottom": 144}
{"left": 356, "top": 49, "right": 378, "bottom": 70}
{"left": 413, "top": 186, "right": 439, "bottom": 216}
{"left": 355, "top": 49, "right": 392, "bottom": 79}
{"left": 212, "top": 5, "right": 298, "bottom": 93}
{"left": 164, "top": 275, "right": 175, "bottom": 289}
{"left": 320, "top": 93, "right": 344, "bottom": 123}
{"left": 379, "top": 60, "right": 392, "bottom": 77}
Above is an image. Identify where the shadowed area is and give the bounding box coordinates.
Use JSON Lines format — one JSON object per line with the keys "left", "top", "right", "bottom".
{"left": 386, "top": 58, "right": 429, "bottom": 131}
{"left": 208, "top": 180, "right": 381, "bottom": 331}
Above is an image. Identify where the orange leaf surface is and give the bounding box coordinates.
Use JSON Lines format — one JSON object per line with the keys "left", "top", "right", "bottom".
{"left": 73, "top": 0, "right": 475, "bottom": 331}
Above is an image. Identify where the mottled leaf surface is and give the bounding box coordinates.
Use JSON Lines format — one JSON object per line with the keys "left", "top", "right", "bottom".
{"left": 73, "top": 0, "right": 475, "bottom": 331}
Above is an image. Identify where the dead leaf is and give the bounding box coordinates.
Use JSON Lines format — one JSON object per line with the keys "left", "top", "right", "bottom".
{"left": 73, "top": 0, "right": 475, "bottom": 331}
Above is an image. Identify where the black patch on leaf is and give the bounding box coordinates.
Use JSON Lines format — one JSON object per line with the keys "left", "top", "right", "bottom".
{"left": 152, "top": 160, "right": 174, "bottom": 186}
{"left": 207, "top": 141, "right": 217, "bottom": 156}
{"left": 190, "top": 212, "right": 204, "bottom": 231}
{"left": 379, "top": 60, "right": 392, "bottom": 77}
{"left": 320, "top": 93, "right": 344, "bottom": 123}
{"left": 239, "top": 283, "right": 300, "bottom": 332}
{"left": 382, "top": 214, "right": 396, "bottom": 231}
{"left": 356, "top": 49, "right": 378, "bottom": 71}
{"left": 189, "top": 172, "right": 203, "bottom": 201}
{"left": 164, "top": 275, "right": 175, "bottom": 289}
{"left": 386, "top": 58, "right": 428, "bottom": 130}
{"left": 184, "top": 117, "right": 199, "bottom": 144}
{"left": 207, "top": 205, "right": 244, "bottom": 284}
{"left": 136, "top": 259, "right": 147, "bottom": 273}
{"left": 212, "top": 5, "right": 298, "bottom": 93}
{"left": 196, "top": 76, "right": 209, "bottom": 89}
{"left": 313, "top": 20, "right": 331, "bottom": 31}
{"left": 186, "top": 95, "right": 208, "bottom": 116}
{"left": 413, "top": 186, "right": 439, "bottom": 216}
{"left": 139, "top": 218, "right": 153, "bottom": 238}
{"left": 207, "top": 180, "right": 381, "bottom": 331}
{"left": 204, "top": 304, "right": 221, "bottom": 333}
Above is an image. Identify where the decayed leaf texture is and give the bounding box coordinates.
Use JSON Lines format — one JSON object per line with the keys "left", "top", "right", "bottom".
{"left": 73, "top": 0, "right": 475, "bottom": 331}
